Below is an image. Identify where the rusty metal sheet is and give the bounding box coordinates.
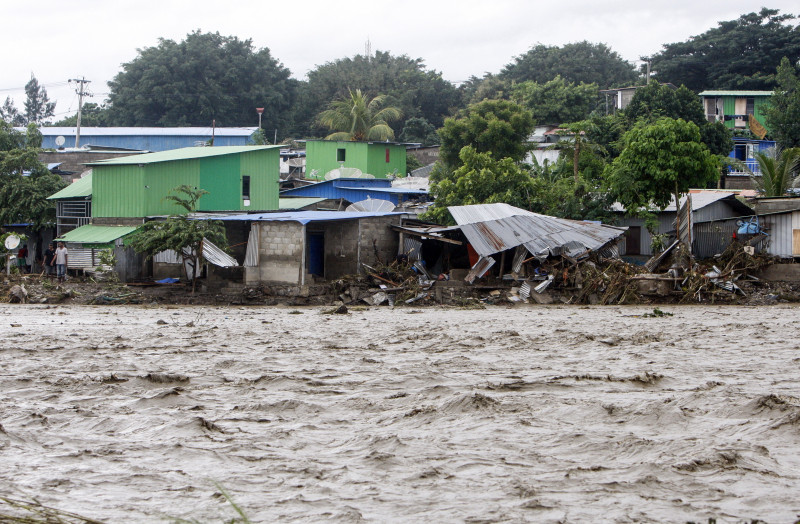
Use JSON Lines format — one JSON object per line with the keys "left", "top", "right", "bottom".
{"left": 449, "top": 203, "right": 626, "bottom": 259}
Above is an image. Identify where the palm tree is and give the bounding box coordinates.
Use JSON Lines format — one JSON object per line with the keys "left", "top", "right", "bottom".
{"left": 732, "top": 147, "right": 800, "bottom": 196}
{"left": 317, "top": 89, "right": 402, "bottom": 141}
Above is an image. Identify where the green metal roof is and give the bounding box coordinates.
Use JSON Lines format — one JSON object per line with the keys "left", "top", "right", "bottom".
{"left": 85, "top": 145, "right": 281, "bottom": 166}
{"left": 56, "top": 224, "right": 139, "bottom": 243}
{"left": 279, "top": 197, "right": 326, "bottom": 210}
{"left": 47, "top": 172, "right": 92, "bottom": 200}
{"left": 699, "top": 91, "right": 772, "bottom": 97}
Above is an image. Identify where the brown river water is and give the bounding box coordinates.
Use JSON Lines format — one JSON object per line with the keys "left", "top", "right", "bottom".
{"left": 0, "top": 304, "right": 799, "bottom": 523}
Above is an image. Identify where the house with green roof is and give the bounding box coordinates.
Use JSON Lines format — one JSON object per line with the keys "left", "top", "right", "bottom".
{"left": 46, "top": 145, "right": 282, "bottom": 281}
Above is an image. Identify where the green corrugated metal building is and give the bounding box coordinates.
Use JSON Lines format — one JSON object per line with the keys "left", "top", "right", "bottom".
{"left": 86, "top": 146, "right": 281, "bottom": 217}
{"left": 305, "top": 140, "right": 406, "bottom": 181}
{"left": 699, "top": 91, "right": 772, "bottom": 134}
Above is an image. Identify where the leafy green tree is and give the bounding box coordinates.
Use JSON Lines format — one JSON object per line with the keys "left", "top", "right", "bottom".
{"left": 501, "top": 41, "right": 638, "bottom": 88}
{"left": 52, "top": 103, "right": 111, "bottom": 127}
{"left": 106, "top": 31, "right": 297, "bottom": 131}
{"left": 128, "top": 185, "right": 227, "bottom": 294}
{"left": 511, "top": 76, "right": 599, "bottom": 125}
{"left": 623, "top": 82, "right": 733, "bottom": 156}
{"left": 317, "top": 89, "right": 402, "bottom": 141}
{"left": 0, "top": 122, "right": 65, "bottom": 230}
{"left": 23, "top": 75, "right": 55, "bottom": 125}
{"left": 424, "top": 147, "right": 536, "bottom": 224}
{"left": 459, "top": 74, "right": 512, "bottom": 106}
{"left": 730, "top": 146, "right": 800, "bottom": 196}
{"left": 399, "top": 117, "right": 439, "bottom": 145}
{"left": 438, "top": 99, "right": 535, "bottom": 168}
{"left": 605, "top": 118, "right": 720, "bottom": 222}
{"left": 764, "top": 57, "right": 800, "bottom": 149}
{"left": 295, "top": 51, "right": 461, "bottom": 137}
{"left": 1, "top": 97, "right": 24, "bottom": 126}
{"left": 405, "top": 153, "right": 423, "bottom": 173}
{"left": 649, "top": 8, "right": 800, "bottom": 92}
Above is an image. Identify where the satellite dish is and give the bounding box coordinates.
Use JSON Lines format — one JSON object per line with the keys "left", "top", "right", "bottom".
{"left": 324, "top": 167, "right": 363, "bottom": 180}
{"left": 287, "top": 158, "right": 305, "bottom": 167}
{"left": 55, "top": 136, "right": 66, "bottom": 147}
{"left": 4, "top": 235, "right": 21, "bottom": 250}
{"left": 346, "top": 198, "right": 395, "bottom": 213}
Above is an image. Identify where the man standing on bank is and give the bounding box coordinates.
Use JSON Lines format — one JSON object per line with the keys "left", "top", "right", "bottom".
{"left": 55, "top": 242, "right": 68, "bottom": 282}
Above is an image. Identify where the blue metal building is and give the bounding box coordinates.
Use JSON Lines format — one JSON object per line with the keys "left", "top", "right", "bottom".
{"left": 280, "top": 178, "right": 428, "bottom": 206}
{"left": 34, "top": 127, "right": 259, "bottom": 151}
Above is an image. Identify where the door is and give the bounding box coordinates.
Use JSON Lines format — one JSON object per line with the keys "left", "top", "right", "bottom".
{"left": 624, "top": 226, "right": 641, "bottom": 255}
{"left": 307, "top": 232, "right": 325, "bottom": 277}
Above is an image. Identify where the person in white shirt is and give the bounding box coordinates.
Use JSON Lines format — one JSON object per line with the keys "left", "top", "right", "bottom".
{"left": 55, "top": 242, "right": 68, "bottom": 282}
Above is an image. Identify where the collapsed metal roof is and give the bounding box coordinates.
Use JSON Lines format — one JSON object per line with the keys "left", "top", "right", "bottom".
{"left": 448, "top": 203, "right": 626, "bottom": 259}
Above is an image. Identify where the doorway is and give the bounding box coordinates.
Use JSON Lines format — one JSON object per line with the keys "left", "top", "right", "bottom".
{"left": 307, "top": 232, "right": 325, "bottom": 277}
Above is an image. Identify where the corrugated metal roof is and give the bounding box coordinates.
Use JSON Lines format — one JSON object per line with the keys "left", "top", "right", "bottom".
{"left": 448, "top": 203, "right": 626, "bottom": 258}
{"left": 337, "top": 186, "right": 427, "bottom": 194}
{"left": 47, "top": 173, "right": 92, "bottom": 200}
{"left": 196, "top": 210, "right": 404, "bottom": 225}
{"left": 56, "top": 224, "right": 139, "bottom": 243}
{"left": 202, "top": 238, "right": 238, "bottom": 267}
{"left": 698, "top": 91, "right": 772, "bottom": 97}
{"left": 38, "top": 127, "right": 258, "bottom": 137}
{"left": 613, "top": 191, "right": 752, "bottom": 215}
{"left": 86, "top": 145, "right": 280, "bottom": 166}
{"left": 279, "top": 197, "right": 326, "bottom": 210}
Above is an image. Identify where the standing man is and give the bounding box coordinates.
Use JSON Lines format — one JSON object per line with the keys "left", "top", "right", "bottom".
{"left": 55, "top": 241, "right": 68, "bottom": 282}
{"left": 17, "top": 244, "right": 29, "bottom": 273}
{"left": 43, "top": 242, "right": 56, "bottom": 277}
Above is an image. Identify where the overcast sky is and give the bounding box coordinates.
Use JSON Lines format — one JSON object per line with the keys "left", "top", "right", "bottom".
{"left": 3, "top": 0, "right": 796, "bottom": 122}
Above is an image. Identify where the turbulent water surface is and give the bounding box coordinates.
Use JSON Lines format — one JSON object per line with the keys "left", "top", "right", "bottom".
{"left": 0, "top": 304, "right": 799, "bottom": 523}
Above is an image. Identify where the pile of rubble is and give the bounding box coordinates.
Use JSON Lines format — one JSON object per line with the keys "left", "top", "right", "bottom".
{"left": 2, "top": 274, "right": 144, "bottom": 305}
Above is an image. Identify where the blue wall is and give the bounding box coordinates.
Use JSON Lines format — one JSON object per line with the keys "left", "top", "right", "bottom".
{"left": 40, "top": 131, "right": 255, "bottom": 152}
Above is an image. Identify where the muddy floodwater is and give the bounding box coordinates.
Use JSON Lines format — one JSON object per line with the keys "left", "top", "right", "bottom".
{"left": 1, "top": 304, "right": 799, "bottom": 523}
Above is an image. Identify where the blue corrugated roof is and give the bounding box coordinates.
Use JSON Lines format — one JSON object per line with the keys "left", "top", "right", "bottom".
{"left": 338, "top": 186, "right": 427, "bottom": 195}
{"left": 195, "top": 211, "right": 404, "bottom": 224}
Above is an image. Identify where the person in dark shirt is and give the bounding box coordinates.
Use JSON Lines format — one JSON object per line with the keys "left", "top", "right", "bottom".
{"left": 43, "top": 243, "right": 56, "bottom": 276}
{"left": 17, "top": 244, "right": 29, "bottom": 273}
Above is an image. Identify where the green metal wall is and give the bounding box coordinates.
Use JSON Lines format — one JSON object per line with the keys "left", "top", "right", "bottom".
{"left": 240, "top": 148, "right": 279, "bottom": 210}
{"left": 305, "top": 141, "right": 405, "bottom": 180}
{"left": 720, "top": 95, "right": 771, "bottom": 133}
{"left": 367, "top": 144, "right": 406, "bottom": 177}
{"left": 93, "top": 148, "right": 279, "bottom": 217}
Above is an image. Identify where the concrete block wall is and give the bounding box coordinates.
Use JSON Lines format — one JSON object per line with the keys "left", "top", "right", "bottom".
{"left": 358, "top": 216, "right": 401, "bottom": 269}
{"left": 245, "top": 222, "right": 305, "bottom": 285}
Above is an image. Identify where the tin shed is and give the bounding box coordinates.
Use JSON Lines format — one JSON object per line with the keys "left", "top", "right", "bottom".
{"left": 86, "top": 146, "right": 281, "bottom": 217}
{"left": 305, "top": 140, "right": 406, "bottom": 180}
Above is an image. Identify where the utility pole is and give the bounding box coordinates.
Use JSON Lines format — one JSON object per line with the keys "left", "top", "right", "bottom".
{"left": 70, "top": 77, "right": 91, "bottom": 148}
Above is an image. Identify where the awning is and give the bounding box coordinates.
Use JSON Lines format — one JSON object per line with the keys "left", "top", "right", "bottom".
{"left": 56, "top": 224, "right": 139, "bottom": 245}
{"left": 48, "top": 172, "right": 93, "bottom": 200}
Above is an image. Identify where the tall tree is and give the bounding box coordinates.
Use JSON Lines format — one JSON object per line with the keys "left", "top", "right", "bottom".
{"left": 23, "top": 75, "right": 55, "bottom": 125}
{"left": 424, "top": 146, "right": 536, "bottom": 225}
{"left": 106, "top": 31, "right": 297, "bottom": 131}
{"left": 764, "top": 57, "right": 800, "bottom": 149}
{"left": 295, "top": 51, "right": 461, "bottom": 137}
{"left": 438, "top": 99, "right": 535, "bottom": 168}
{"left": 52, "top": 103, "right": 111, "bottom": 127}
{"left": 0, "top": 122, "right": 66, "bottom": 230}
{"left": 399, "top": 117, "right": 439, "bottom": 145}
{"left": 317, "top": 89, "right": 403, "bottom": 141}
{"left": 623, "top": 82, "right": 733, "bottom": 156}
{"left": 501, "top": 41, "right": 638, "bottom": 88}
{"left": 0, "top": 97, "right": 24, "bottom": 126}
{"left": 605, "top": 118, "right": 719, "bottom": 219}
{"left": 511, "top": 76, "right": 599, "bottom": 125}
{"left": 649, "top": 8, "right": 800, "bottom": 92}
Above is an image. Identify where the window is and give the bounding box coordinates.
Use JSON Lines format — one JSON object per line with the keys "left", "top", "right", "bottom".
{"left": 242, "top": 175, "right": 251, "bottom": 199}
{"left": 746, "top": 97, "right": 755, "bottom": 115}
{"left": 385, "top": 148, "right": 390, "bottom": 163}
{"left": 336, "top": 148, "right": 346, "bottom": 162}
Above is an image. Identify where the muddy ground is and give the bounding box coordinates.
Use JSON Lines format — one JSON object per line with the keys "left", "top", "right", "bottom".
{"left": 1, "top": 303, "right": 799, "bottom": 523}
